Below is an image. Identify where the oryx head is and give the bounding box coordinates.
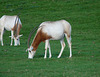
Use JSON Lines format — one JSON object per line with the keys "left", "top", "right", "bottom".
{"left": 9, "top": 34, "right": 23, "bottom": 46}
{"left": 26, "top": 46, "right": 36, "bottom": 59}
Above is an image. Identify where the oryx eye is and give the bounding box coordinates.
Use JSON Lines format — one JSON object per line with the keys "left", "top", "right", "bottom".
{"left": 29, "top": 50, "right": 31, "bottom": 53}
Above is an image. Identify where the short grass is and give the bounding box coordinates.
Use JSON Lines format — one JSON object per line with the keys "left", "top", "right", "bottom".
{"left": 0, "top": 0, "right": 100, "bottom": 77}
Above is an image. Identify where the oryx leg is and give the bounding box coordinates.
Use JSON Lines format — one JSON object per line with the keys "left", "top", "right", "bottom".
{"left": 19, "top": 39, "right": 20, "bottom": 45}
{"left": 10, "top": 30, "right": 14, "bottom": 46}
{"left": 44, "top": 40, "right": 52, "bottom": 59}
{"left": 0, "top": 29, "right": 4, "bottom": 46}
{"left": 48, "top": 40, "right": 52, "bottom": 58}
{"left": 44, "top": 40, "right": 48, "bottom": 59}
{"left": 65, "top": 34, "right": 72, "bottom": 58}
{"left": 58, "top": 39, "right": 65, "bottom": 58}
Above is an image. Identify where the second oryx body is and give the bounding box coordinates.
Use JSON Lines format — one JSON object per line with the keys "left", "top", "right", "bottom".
{"left": 0, "top": 15, "right": 22, "bottom": 46}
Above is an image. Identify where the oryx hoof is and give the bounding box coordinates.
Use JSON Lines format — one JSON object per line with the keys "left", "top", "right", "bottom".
{"left": 44, "top": 57, "right": 47, "bottom": 59}
{"left": 57, "top": 56, "right": 61, "bottom": 58}
{"left": 49, "top": 55, "right": 52, "bottom": 58}
{"left": 69, "top": 55, "right": 72, "bottom": 58}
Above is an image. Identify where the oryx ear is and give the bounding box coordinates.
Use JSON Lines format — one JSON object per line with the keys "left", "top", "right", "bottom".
{"left": 18, "top": 34, "right": 23, "bottom": 37}
{"left": 9, "top": 36, "right": 13, "bottom": 38}
{"left": 9, "top": 36, "right": 11, "bottom": 37}
{"left": 26, "top": 46, "right": 33, "bottom": 52}
{"left": 26, "top": 49, "right": 28, "bottom": 52}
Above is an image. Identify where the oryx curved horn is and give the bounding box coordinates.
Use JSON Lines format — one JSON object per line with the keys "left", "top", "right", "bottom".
{"left": 27, "top": 25, "right": 40, "bottom": 48}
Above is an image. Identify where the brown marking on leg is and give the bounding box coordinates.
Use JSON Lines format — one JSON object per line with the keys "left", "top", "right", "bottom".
{"left": 64, "top": 31, "right": 70, "bottom": 38}
{"left": 62, "top": 42, "right": 65, "bottom": 47}
{"left": 67, "top": 35, "right": 70, "bottom": 38}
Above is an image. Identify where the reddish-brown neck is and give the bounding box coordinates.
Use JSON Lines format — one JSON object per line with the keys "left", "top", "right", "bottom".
{"left": 12, "top": 24, "right": 22, "bottom": 37}
{"left": 31, "top": 29, "right": 52, "bottom": 51}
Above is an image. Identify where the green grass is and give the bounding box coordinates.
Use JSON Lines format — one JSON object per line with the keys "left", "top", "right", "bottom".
{"left": 0, "top": 0, "right": 100, "bottom": 77}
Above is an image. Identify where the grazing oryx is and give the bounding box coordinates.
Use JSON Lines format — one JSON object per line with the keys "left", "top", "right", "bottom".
{"left": 27, "top": 20, "right": 72, "bottom": 59}
{"left": 0, "top": 15, "right": 22, "bottom": 46}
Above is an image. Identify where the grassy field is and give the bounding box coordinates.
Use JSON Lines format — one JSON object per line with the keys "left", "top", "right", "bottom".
{"left": 0, "top": 0, "right": 100, "bottom": 77}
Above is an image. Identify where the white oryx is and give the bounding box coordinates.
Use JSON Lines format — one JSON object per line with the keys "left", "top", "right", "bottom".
{"left": 0, "top": 15, "right": 23, "bottom": 46}
{"left": 27, "top": 20, "right": 72, "bottom": 59}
